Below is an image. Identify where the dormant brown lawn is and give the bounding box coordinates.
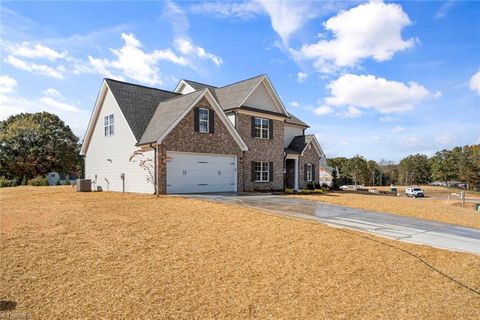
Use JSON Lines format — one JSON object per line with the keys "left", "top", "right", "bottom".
{"left": 1, "top": 186, "right": 479, "bottom": 319}
{"left": 296, "top": 189, "right": 480, "bottom": 229}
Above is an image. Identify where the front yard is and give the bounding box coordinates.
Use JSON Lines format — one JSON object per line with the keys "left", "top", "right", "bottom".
{"left": 1, "top": 187, "right": 479, "bottom": 318}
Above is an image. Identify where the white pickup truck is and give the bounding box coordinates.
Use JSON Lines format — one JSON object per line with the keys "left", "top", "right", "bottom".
{"left": 405, "top": 187, "right": 425, "bottom": 198}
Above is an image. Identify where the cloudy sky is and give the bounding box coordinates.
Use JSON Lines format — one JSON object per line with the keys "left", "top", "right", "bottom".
{"left": 1, "top": 0, "right": 479, "bottom": 161}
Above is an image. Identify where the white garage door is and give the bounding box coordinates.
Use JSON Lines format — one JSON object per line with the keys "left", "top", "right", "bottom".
{"left": 166, "top": 152, "right": 237, "bottom": 193}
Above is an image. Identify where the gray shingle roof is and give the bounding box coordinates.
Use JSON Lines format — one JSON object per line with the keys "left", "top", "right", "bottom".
{"left": 183, "top": 80, "right": 218, "bottom": 91}
{"left": 138, "top": 90, "right": 204, "bottom": 145}
{"left": 213, "top": 74, "right": 265, "bottom": 111}
{"left": 286, "top": 113, "right": 309, "bottom": 127}
{"left": 285, "top": 134, "right": 315, "bottom": 154}
{"left": 105, "top": 79, "right": 179, "bottom": 141}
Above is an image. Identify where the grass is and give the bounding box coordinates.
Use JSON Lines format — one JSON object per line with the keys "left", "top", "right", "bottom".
{"left": 295, "top": 187, "right": 480, "bottom": 229}
{"left": 1, "top": 186, "right": 479, "bottom": 319}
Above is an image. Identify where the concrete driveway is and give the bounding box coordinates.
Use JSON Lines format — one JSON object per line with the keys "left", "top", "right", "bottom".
{"left": 186, "top": 194, "right": 480, "bottom": 255}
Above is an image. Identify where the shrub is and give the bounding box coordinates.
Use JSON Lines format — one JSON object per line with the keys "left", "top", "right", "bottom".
{"left": 306, "top": 182, "right": 315, "bottom": 190}
{"left": 21, "top": 176, "right": 27, "bottom": 185}
{"left": 0, "top": 177, "right": 11, "bottom": 188}
{"left": 315, "top": 182, "right": 321, "bottom": 189}
{"left": 55, "top": 178, "right": 61, "bottom": 186}
{"left": 28, "top": 176, "right": 48, "bottom": 186}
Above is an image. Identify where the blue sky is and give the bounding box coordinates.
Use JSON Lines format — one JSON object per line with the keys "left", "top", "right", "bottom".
{"left": 1, "top": 0, "right": 479, "bottom": 162}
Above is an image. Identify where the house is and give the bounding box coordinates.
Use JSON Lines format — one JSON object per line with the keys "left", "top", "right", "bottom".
{"left": 319, "top": 158, "right": 334, "bottom": 187}
{"left": 80, "top": 74, "right": 325, "bottom": 194}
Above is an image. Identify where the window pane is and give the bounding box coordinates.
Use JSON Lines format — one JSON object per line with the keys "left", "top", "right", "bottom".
{"left": 262, "top": 172, "right": 268, "bottom": 181}
{"left": 255, "top": 162, "right": 261, "bottom": 171}
{"left": 255, "top": 118, "right": 262, "bottom": 127}
{"left": 199, "top": 109, "right": 209, "bottom": 121}
{"left": 104, "top": 126, "right": 108, "bottom": 136}
{"left": 261, "top": 128, "right": 268, "bottom": 139}
{"left": 262, "top": 162, "right": 269, "bottom": 171}
{"left": 109, "top": 125, "right": 114, "bottom": 136}
{"left": 104, "top": 116, "right": 108, "bottom": 126}
{"left": 109, "top": 114, "right": 114, "bottom": 124}
{"left": 199, "top": 121, "right": 208, "bottom": 133}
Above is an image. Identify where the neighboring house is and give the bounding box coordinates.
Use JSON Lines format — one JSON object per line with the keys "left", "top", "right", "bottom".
{"left": 80, "top": 74, "right": 325, "bottom": 194}
{"left": 319, "top": 158, "right": 334, "bottom": 187}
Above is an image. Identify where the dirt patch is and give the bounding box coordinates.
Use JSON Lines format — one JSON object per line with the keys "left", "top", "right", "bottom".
{"left": 295, "top": 191, "right": 480, "bottom": 229}
{"left": 1, "top": 186, "right": 479, "bottom": 319}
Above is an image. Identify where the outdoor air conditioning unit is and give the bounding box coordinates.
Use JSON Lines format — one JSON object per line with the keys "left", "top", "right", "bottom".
{"left": 76, "top": 179, "right": 92, "bottom": 192}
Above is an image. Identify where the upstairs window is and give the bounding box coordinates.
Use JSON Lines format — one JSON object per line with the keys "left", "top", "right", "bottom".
{"left": 199, "top": 108, "right": 209, "bottom": 133}
{"left": 254, "top": 117, "right": 269, "bottom": 139}
{"left": 104, "top": 114, "right": 114, "bottom": 137}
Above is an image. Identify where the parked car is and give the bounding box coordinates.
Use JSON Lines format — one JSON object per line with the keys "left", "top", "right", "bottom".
{"left": 405, "top": 187, "right": 424, "bottom": 198}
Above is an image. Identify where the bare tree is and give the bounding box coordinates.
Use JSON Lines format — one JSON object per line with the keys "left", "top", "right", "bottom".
{"left": 129, "top": 150, "right": 155, "bottom": 192}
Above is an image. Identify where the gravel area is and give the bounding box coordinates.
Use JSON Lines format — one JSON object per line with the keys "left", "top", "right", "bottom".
{"left": 1, "top": 186, "right": 479, "bottom": 319}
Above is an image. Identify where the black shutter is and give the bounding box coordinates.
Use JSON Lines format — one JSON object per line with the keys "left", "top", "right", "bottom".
{"left": 269, "top": 119, "right": 273, "bottom": 139}
{"left": 209, "top": 109, "right": 215, "bottom": 134}
{"left": 251, "top": 161, "right": 256, "bottom": 182}
{"left": 269, "top": 162, "right": 273, "bottom": 182}
{"left": 251, "top": 117, "right": 256, "bottom": 137}
{"left": 312, "top": 164, "right": 315, "bottom": 181}
{"left": 304, "top": 164, "right": 308, "bottom": 181}
{"left": 194, "top": 107, "right": 199, "bottom": 132}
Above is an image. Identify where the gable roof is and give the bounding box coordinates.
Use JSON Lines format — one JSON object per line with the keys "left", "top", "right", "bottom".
{"left": 213, "top": 74, "right": 265, "bottom": 111}
{"left": 286, "top": 113, "right": 309, "bottom": 127}
{"left": 286, "top": 134, "right": 324, "bottom": 157}
{"left": 105, "top": 79, "right": 179, "bottom": 141}
{"left": 138, "top": 90, "right": 203, "bottom": 145}
{"left": 183, "top": 79, "right": 218, "bottom": 91}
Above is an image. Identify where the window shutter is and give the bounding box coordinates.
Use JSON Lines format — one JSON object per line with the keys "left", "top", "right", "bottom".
{"left": 304, "top": 164, "right": 308, "bottom": 181}
{"left": 269, "top": 162, "right": 273, "bottom": 182}
{"left": 269, "top": 119, "right": 273, "bottom": 139}
{"left": 251, "top": 117, "right": 256, "bottom": 137}
{"left": 312, "top": 164, "right": 315, "bottom": 181}
{"left": 194, "top": 107, "right": 199, "bottom": 132}
{"left": 209, "top": 109, "right": 215, "bottom": 134}
{"left": 251, "top": 161, "right": 256, "bottom": 181}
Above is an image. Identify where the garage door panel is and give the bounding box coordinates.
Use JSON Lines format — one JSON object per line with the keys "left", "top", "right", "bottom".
{"left": 166, "top": 152, "right": 236, "bottom": 193}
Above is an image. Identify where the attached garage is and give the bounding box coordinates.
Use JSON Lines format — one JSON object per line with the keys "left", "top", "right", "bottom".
{"left": 166, "top": 152, "right": 237, "bottom": 193}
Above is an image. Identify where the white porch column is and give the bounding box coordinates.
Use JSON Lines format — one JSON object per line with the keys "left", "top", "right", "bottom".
{"left": 294, "top": 158, "right": 299, "bottom": 191}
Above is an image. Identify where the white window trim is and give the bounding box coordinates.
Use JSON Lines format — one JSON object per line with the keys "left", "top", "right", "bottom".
{"left": 254, "top": 117, "right": 269, "bottom": 139}
{"left": 199, "top": 108, "right": 209, "bottom": 133}
{"left": 104, "top": 114, "right": 114, "bottom": 137}
{"left": 306, "top": 163, "right": 312, "bottom": 182}
{"left": 254, "top": 161, "right": 270, "bottom": 182}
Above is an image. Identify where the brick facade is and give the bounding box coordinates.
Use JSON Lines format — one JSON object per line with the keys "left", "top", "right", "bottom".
{"left": 235, "top": 112, "right": 285, "bottom": 191}
{"left": 298, "top": 144, "right": 320, "bottom": 189}
{"left": 156, "top": 98, "right": 244, "bottom": 194}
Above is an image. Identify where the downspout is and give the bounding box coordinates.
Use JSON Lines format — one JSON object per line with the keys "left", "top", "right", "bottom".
{"left": 149, "top": 143, "right": 158, "bottom": 196}
{"left": 283, "top": 151, "right": 287, "bottom": 193}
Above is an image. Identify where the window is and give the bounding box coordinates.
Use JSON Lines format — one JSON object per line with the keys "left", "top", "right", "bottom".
{"left": 199, "top": 108, "right": 209, "bottom": 133}
{"left": 104, "top": 114, "right": 114, "bottom": 136}
{"left": 254, "top": 117, "right": 269, "bottom": 139}
{"left": 306, "top": 164, "right": 312, "bottom": 182}
{"left": 254, "top": 161, "right": 269, "bottom": 182}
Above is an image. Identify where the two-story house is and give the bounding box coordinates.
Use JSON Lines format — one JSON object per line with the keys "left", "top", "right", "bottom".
{"left": 80, "top": 74, "right": 325, "bottom": 194}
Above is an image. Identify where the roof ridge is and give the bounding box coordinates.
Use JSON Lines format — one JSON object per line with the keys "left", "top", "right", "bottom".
{"left": 217, "top": 74, "right": 265, "bottom": 89}
{"left": 155, "top": 88, "right": 204, "bottom": 106}
{"left": 105, "top": 78, "right": 179, "bottom": 95}
{"left": 183, "top": 79, "right": 218, "bottom": 88}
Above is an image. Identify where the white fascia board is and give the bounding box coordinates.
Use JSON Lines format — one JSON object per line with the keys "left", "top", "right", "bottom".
{"left": 301, "top": 136, "right": 325, "bottom": 158}
{"left": 156, "top": 89, "right": 248, "bottom": 151}
{"left": 80, "top": 81, "right": 108, "bottom": 155}
{"left": 262, "top": 75, "right": 289, "bottom": 115}
{"left": 237, "top": 75, "right": 288, "bottom": 116}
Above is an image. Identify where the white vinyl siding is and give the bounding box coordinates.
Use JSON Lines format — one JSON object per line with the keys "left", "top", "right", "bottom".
{"left": 254, "top": 161, "right": 269, "bottom": 182}
{"left": 254, "top": 117, "right": 269, "bottom": 139}
{"left": 243, "top": 82, "right": 279, "bottom": 113}
{"left": 284, "top": 123, "right": 304, "bottom": 147}
{"left": 199, "top": 108, "right": 209, "bottom": 133}
{"left": 85, "top": 88, "right": 154, "bottom": 194}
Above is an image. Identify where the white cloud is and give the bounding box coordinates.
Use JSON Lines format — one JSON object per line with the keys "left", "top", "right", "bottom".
{"left": 189, "top": 1, "right": 262, "bottom": 19}
{"left": 379, "top": 115, "right": 398, "bottom": 123}
{"left": 174, "top": 38, "right": 222, "bottom": 66}
{"left": 296, "top": 72, "right": 308, "bottom": 83}
{"left": 4, "top": 55, "right": 65, "bottom": 79}
{"left": 255, "top": 0, "right": 319, "bottom": 44}
{"left": 324, "top": 74, "right": 440, "bottom": 114}
{"left": 290, "top": 101, "right": 300, "bottom": 108}
{"left": 297, "top": 1, "right": 416, "bottom": 73}
{"left": 43, "top": 88, "right": 62, "bottom": 98}
{"left": 391, "top": 125, "right": 404, "bottom": 133}
{"left": 339, "top": 106, "right": 362, "bottom": 118}
{"left": 0, "top": 75, "right": 17, "bottom": 94}
{"left": 435, "top": 1, "right": 455, "bottom": 19}
{"left": 469, "top": 70, "right": 480, "bottom": 94}
{"left": 313, "top": 105, "right": 334, "bottom": 116}
{"left": 87, "top": 33, "right": 189, "bottom": 85}
{"left": 39, "top": 96, "right": 81, "bottom": 113}
{"left": 4, "top": 41, "right": 66, "bottom": 61}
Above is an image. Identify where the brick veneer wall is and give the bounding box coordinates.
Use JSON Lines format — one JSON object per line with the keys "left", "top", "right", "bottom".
{"left": 236, "top": 112, "right": 285, "bottom": 191}
{"left": 298, "top": 144, "right": 320, "bottom": 189}
{"left": 156, "top": 97, "right": 244, "bottom": 194}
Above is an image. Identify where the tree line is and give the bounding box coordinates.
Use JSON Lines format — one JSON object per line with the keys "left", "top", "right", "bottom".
{"left": 0, "top": 112, "right": 83, "bottom": 184}
{"left": 327, "top": 145, "right": 480, "bottom": 190}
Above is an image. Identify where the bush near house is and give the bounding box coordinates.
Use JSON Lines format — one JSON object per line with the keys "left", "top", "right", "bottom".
{"left": 28, "top": 176, "right": 49, "bottom": 186}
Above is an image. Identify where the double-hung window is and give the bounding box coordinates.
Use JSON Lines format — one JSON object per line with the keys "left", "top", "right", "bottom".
{"left": 199, "top": 108, "right": 209, "bottom": 133}
{"left": 306, "top": 164, "right": 312, "bottom": 181}
{"left": 254, "top": 161, "right": 269, "bottom": 182}
{"left": 254, "top": 117, "right": 269, "bottom": 139}
{"left": 104, "top": 114, "right": 114, "bottom": 137}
